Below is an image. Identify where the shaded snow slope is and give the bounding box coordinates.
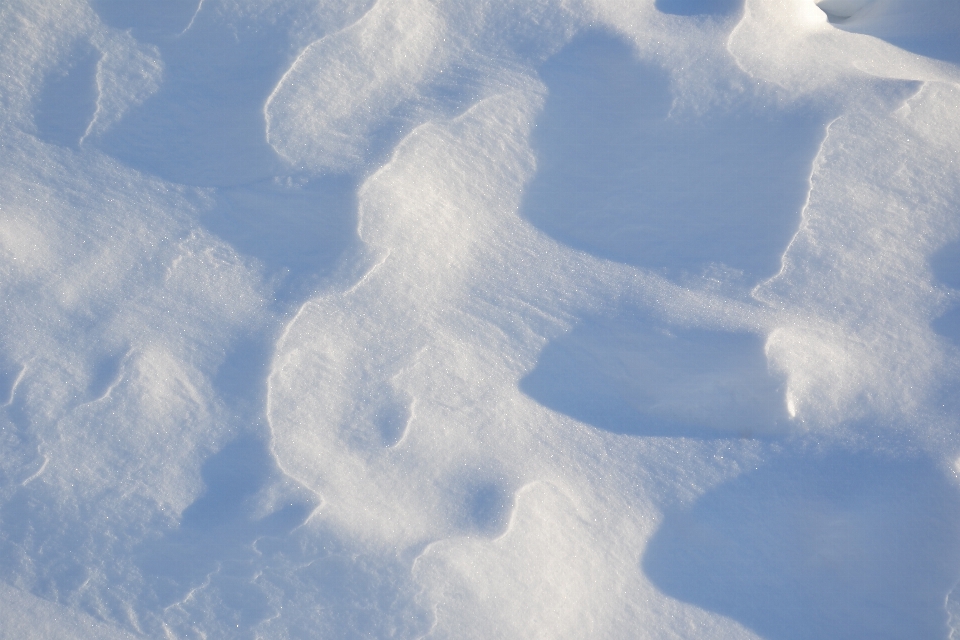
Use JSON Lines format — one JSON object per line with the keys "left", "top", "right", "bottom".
{"left": 2, "top": 0, "right": 960, "bottom": 638}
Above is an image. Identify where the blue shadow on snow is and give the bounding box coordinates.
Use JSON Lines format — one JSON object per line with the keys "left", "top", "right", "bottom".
{"left": 520, "top": 29, "right": 824, "bottom": 283}
{"left": 656, "top": 0, "right": 742, "bottom": 17}
{"left": 90, "top": 2, "right": 362, "bottom": 306}
{"left": 33, "top": 42, "right": 99, "bottom": 148}
{"left": 136, "top": 434, "right": 316, "bottom": 621}
{"left": 930, "top": 238, "right": 960, "bottom": 346}
{"left": 831, "top": 1, "right": 960, "bottom": 66}
{"left": 643, "top": 450, "right": 960, "bottom": 639}
{"left": 519, "top": 29, "right": 824, "bottom": 438}
{"left": 520, "top": 309, "right": 790, "bottom": 438}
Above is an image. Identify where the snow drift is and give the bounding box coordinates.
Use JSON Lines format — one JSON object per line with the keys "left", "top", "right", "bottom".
{"left": 2, "top": 0, "right": 960, "bottom": 638}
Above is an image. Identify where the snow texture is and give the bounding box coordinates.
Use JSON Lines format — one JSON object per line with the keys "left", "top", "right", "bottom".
{"left": 2, "top": 0, "right": 960, "bottom": 638}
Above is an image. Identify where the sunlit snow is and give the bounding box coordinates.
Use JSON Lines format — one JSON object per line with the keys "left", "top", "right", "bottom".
{"left": 2, "top": 0, "right": 960, "bottom": 638}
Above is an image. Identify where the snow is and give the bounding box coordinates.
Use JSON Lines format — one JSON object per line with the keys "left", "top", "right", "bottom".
{"left": 2, "top": 0, "right": 960, "bottom": 638}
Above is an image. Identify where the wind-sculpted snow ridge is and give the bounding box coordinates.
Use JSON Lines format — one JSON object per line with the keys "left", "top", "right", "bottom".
{"left": 2, "top": 0, "right": 960, "bottom": 638}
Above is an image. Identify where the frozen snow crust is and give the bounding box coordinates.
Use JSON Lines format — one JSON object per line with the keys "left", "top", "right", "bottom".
{"left": 2, "top": 0, "right": 960, "bottom": 637}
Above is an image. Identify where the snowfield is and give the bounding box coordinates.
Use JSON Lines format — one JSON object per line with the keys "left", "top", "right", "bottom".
{"left": 2, "top": 0, "right": 960, "bottom": 638}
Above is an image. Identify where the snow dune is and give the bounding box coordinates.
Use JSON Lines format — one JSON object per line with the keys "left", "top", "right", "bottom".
{"left": 2, "top": 0, "right": 960, "bottom": 638}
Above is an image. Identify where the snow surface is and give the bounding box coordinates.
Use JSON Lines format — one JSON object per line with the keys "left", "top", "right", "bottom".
{"left": 2, "top": 0, "right": 960, "bottom": 638}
